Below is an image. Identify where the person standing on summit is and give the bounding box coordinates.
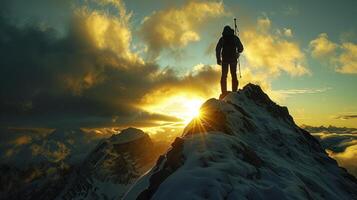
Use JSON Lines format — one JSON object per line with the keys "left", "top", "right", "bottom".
{"left": 216, "top": 25, "right": 244, "bottom": 98}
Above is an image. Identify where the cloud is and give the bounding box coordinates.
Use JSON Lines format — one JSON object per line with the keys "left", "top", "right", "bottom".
{"left": 139, "top": 0, "right": 225, "bottom": 59}
{"left": 268, "top": 87, "right": 332, "bottom": 103}
{"left": 309, "top": 33, "right": 338, "bottom": 58}
{"left": 0, "top": 1, "right": 314, "bottom": 130}
{"left": 309, "top": 126, "right": 357, "bottom": 177}
{"left": 0, "top": 1, "right": 140, "bottom": 127}
{"left": 336, "top": 114, "right": 357, "bottom": 120}
{"left": 241, "top": 17, "right": 309, "bottom": 77}
{"left": 0, "top": 0, "right": 150, "bottom": 127}
{"left": 76, "top": 11, "right": 133, "bottom": 60}
{"left": 312, "top": 132, "right": 357, "bottom": 153}
{"left": 275, "top": 87, "right": 332, "bottom": 95}
{"left": 282, "top": 28, "right": 293, "bottom": 37}
{"left": 139, "top": 64, "right": 222, "bottom": 111}
{"left": 336, "top": 42, "right": 357, "bottom": 74}
{"left": 309, "top": 33, "right": 357, "bottom": 74}
{"left": 0, "top": 0, "right": 226, "bottom": 129}
{"left": 276, "top": 28, "right": 293, "bottom": 38}
{"left": 256, "top": 17, "right": 271, "bottom": 32}
{"left": 327, "top": 146, "right": 357, "bottom": 177}
{"left": 302, "top": 125, "right": 357, "bottom": 134}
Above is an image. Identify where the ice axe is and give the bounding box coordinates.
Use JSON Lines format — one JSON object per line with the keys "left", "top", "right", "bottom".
{"left": 234, "top": 18, "right": 242, "bottom": 78}
{"left": 234, "top": 18, "right": 238, "bottom": 35}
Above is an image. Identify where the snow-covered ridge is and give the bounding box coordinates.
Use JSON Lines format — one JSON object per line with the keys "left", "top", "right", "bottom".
{"left": 125, "top": 83, "right": 357, "bottom": 200}
{"left": 109, "top": 127, "right": 149, "bottom": 145}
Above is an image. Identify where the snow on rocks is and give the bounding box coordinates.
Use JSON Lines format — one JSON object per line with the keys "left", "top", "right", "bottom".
{"left": 109, "top": 127, "right": 149, "bottom": 145}
{"left": 125, "top": 83, "right": 357, "bottom": 200}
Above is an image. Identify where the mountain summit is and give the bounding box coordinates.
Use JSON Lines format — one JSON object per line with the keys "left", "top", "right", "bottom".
{"left": 125, "top": 84, "right": 357, "bottom": 200}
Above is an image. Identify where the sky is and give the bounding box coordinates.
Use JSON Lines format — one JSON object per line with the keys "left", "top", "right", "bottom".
{"left": 0, "top": 0, "right": 356, "bottom": 134}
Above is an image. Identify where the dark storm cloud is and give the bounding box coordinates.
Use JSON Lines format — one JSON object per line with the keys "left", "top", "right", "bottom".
{"left": 0, "top": 2, "right": 219, "bottom": 128}
{"left": 0, "top": 16, "right": 174, "bottom": 127}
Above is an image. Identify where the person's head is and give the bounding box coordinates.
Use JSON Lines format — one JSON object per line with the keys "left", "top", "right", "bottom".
{"left": 222, "top": 25, "right": 234, "bottom": 36}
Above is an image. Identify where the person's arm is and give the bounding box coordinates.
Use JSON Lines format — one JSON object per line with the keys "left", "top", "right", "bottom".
{"left": 235, "top": 36, "right": 244, "bottom": 53}
{"left": 215, "top": 37, "right": 223, "bottom": 65}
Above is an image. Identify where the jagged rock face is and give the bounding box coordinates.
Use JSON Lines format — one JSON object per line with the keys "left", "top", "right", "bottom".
{"left": 136, "top": 137, "right": 185, "bottom": 200}
{"left": 125, "top": 84, "right": 357, "bottom": 200}
{"left": 57, "top": 128, "right": 159, "bottom": 200}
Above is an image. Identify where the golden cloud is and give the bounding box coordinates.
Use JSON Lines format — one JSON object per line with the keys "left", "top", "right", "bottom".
{"left": 0, "top": 0, "right": 314, "bottom": 129}
{"left": 242, "top": 17, "right": 309, "bottom": 77}
{"left": 59, "top": 1, "right": 146, "bottom": 95}
{"left": 309, "top": 33, "right": 338, "bottom": 58}
{"left": 309, "top": 33, "right": 357, "bottom": 74}
{"left": 336, "top": 42, "right": 357, "bottom": 74}
{"left": 140, "top": 1, "right": 225, "bottom": 59}
{"left": 73, "top": 3, "right": 140, "bottom": 63}
{"left": 257, "top": 17, "right": 271, "bottom": 32}
{"left": 327, "top": 144, "right": 357, "bottom": 177}
{"left": 140, "top": 64, "right": 221, "bottom": 106}
{"left": 311, "top": 130, "right": 357, "bottom": 177}
{"left": 283, "top": 28, "right": 293, "bottom": 37}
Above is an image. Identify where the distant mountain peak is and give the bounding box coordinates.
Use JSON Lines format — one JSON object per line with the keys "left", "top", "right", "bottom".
{"left": 109, "top": 127, "right": 149, "bottom": 144}
{"left": 56, "top": 127, "right": 157, "bottom": 200}
{"left": 125, "top": 83, "right": 357, "bottom": 200}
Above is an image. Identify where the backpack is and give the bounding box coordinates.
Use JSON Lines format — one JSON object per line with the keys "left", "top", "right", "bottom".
{"left": 222, "top": 35, "right": 239, "bottom": 61}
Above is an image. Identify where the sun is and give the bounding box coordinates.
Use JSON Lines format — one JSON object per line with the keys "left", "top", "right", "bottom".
{"left": 181, "top": 99, "right": 203, "bottom": 119}
{"left": 142, "top": 95, "right": 205, "bottom": 125}
{"left": 173, "top": 97, "right": 205, "bottom": 124}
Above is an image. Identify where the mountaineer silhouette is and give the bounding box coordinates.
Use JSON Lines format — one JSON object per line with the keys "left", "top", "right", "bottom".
{"left": 216, "top": 25, "right": 244, "bottom": 99}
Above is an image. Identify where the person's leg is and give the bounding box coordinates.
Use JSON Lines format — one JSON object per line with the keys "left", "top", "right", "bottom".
{"left": 230, "top": 61, "right": 238, "bottom": 92}
{"left": 221, "top": 63, "right": 228, "bottom": 94}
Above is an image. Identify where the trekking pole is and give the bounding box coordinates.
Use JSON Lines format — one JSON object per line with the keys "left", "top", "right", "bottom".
{"left": 234, "top": 18, "right": 242, "bottom": 78}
